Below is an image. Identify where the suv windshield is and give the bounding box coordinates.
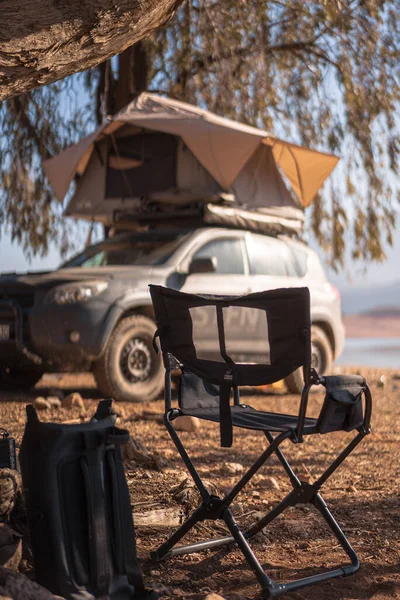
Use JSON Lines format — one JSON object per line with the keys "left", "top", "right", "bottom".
{"left": 61, "top": 231, "right": 189, "bottom": 268}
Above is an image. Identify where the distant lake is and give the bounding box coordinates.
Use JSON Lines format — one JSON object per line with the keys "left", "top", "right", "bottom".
{"left": 336, "top": 337, "right": 400, "bottom": 369}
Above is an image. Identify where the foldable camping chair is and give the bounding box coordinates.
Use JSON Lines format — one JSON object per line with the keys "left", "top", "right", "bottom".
{"left": 149, "top": 285, "right": 372, "bottom": 598}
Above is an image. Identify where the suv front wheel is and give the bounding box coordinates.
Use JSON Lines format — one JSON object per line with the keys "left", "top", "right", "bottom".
{"left": 284, "top": 324, "right": 333, "bottom": 394}
{"left": 92, "top": 314, "right": 164, "bottom": 402}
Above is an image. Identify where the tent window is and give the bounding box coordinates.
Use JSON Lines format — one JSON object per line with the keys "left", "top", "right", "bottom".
{"left": 106, "top": 132, "right": 177, "bottom": 198}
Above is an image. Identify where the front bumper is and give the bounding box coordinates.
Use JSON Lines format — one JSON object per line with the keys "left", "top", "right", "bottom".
{"left": 0, "top": 298, "right": 122, "bottom": 369}
{"left": 0, "top": 300, "right": 43, "bottom": 365}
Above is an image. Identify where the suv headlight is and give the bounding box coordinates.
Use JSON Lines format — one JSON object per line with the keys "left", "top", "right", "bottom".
{"left": 45, "top": 281, "right": 108, "bottom": 305}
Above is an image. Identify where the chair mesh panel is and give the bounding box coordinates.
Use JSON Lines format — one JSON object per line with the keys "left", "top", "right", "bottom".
{"left": 179, "top": 370, "right": 220, "bottom": 410}
{"left": 179, "top": 370, "right": 319, "bottom": 433}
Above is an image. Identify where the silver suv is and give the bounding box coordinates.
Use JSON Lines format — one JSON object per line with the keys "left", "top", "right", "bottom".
{"left": 0, "top": 227, "right": 344, "bottom": 399}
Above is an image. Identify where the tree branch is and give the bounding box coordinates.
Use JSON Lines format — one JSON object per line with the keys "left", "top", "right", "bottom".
{"left": 191, "top": 34, "right": 334, "bottom": 75}
{"left": 0, "top": 0, "right": 184, "bottom": 100}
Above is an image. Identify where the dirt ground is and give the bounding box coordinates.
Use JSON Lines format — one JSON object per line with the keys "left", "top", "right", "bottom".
{"left": 0, "top": 366, "right": 399, "bottom": 600}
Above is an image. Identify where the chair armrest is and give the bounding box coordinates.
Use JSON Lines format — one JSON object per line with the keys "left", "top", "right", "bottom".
{"left": 296, "top": 381, "right": 320, "bottom": 443}
{"left": 165, "top": 368, "right": 173, "bottom": 411}
{"left": 297, "top": 375, "right": 372, "bottom": 440}
{"left": 321, "top": 374, "right": 371, "bottom": 433}
{"left": 363, "top": 383, "right": 372, "bottom": 432}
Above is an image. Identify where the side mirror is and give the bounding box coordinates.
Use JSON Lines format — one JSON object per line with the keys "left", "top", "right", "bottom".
{"left": 188, "top": 256, "right": 217, "bottom": 275}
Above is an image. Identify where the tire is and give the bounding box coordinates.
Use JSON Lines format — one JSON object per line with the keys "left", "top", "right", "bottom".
{"left": 284, "top": 324, "right": 333, "bottom": 394}
{"left": 0, "top": 366, "right": 44, "bottom": 391}
{"left": 92, "top": 314, "right": 164, "bottom": 402}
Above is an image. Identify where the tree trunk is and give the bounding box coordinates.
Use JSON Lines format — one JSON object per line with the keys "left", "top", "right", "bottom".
{"left": 115, "top": 41, "right": 149, "bottom": 111}
{"left": 0, "top": 0, "right": 183, "bottom": 101}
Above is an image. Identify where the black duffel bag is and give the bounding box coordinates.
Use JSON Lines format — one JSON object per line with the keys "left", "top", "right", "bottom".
{"left": 19, "top": 399, "right": 157, "bottom": 600}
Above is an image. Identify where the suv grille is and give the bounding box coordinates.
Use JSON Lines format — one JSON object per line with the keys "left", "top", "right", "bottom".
{"left": 0, "top": 289, "right": 35, "bottom": 310}
{"left": 0, "top": 289, "right": 35, "bottom": 341}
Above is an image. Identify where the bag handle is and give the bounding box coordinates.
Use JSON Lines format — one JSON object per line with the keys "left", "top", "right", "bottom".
{"left": 106, "top": 427, "right": 130, "bottom": 445}
{"left": 106, "top": 450, "right": 151, "bottom": 598}
{"left": 80, "top": 444, "right": 111, "bottom": 597}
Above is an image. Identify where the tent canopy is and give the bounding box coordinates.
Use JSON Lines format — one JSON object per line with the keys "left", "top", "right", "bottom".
{"left": 43, "top": 93, "right": 339, "bottom": 218}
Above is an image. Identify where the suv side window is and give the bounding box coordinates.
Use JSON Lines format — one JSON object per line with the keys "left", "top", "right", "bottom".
{"left": 193, "top": 238, "right": 245, "bottom": 275}
{"left": 247, "top": 234, "right": 306, "bottom": 277}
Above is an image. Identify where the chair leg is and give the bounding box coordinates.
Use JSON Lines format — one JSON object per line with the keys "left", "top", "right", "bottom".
{"left": 155, "top": 418, "right": 366, "bottom": 598}
{"left": 223, "top": 508, "right": 273, "bottom": 592}
{"left": 223, "top": 430, "right": 292, "bottom": 506}
{"left": 314, "top": 493, "right": 359, "bottom": 573}
{"left": 264, "top": 430, "right": 302, "bottom": 489}
{"left": 261, "top": 489, "right": 361, "bottom": 597}
{"left": 151, "top": 424, "right": 291, "bottom": 579}
{"left": 242, "top": 481, "right": 361, "bottom": 597}
{"left": 164, "top": 410, "right": 210, "bottom": 501}
{"left": 245, "top": 488, "right": 298, "bottom": 539}
{"left": 313, "top": 431, "right": 365, "bottom": 489}
{"left": 151, "top": 503, "right": 207, "bottom": 561}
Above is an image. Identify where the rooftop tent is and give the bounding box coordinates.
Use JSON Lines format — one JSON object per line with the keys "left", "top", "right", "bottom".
{"left": 43, "top": 93, "right": 339, "bottom": 232}
{"left": 63, "top": 125, "right": 224, "bottom": 223}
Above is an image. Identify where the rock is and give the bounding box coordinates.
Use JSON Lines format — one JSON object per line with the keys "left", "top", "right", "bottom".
{"left": 171, "top": 478, "right": 221, "bottom": 511}
{"left": 34, "top": 397, "right": 50, "bottom": 411}
{"left": 0, "top": 524, "right": 22, "bottom": 570}
{"left": 376, "top": 374, "right": 387, "bottom": 388}
{"left": 224, "top": 462, "right": 244, "bottom": 474}
{"left": 113, "top": 405, "right": 127, "bottom": 419}
{"left": 0, "top": 566, "right": 60, "bottom": 599}
{"left": 47, "top": 388, "right": 65, "bottom": 401}
{"left": 125, "top": 410, "right": 163, "bottom": 424}
{"left": 134, "top": 507, "right": 182, "bottom": 528}
{"left": 121, "top": 436, "right": 169, "bottom": 471}
{"left": 122, "top": 437, "right": 152, "bottom": 464}
{"left": 173, "top": 416, "right": 200, "bottom": 432}
{"left": 147, "top": 582, "right": 175, "bottom": 596}
{"left": 62, "top": 392, "right": 84, "bottom": 410}
{"left": 0, "top": 470, "right": 22, "bottom": 521}
{"left": 271, "top": 379, "right": 285, "bottom": 390}
{"left": 269, "top": 476, "right": 280, "bottom": 491}
{"left": 283, "top": 519, "right": 309, "bottom": 539}
{"left": 258, "top": 379, "right": 284, "bottom": 393}
{"left": 258, "top": 475, "right": 281, "bottom": 491}
{"left": 47, "top": 397, "right": 61, "bottom": 408}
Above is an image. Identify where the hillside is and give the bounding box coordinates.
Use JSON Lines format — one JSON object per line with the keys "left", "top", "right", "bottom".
{"left": 343, "top": 314, "right": 400, "bottom": 337}
{"left": 340, "top": 280, "right": 400, "bottom": 315}
{"left": 339, "top": 280, "right": 400, "bottom": 337}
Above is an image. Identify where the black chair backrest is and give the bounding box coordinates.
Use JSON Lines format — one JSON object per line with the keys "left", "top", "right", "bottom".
{"left": 150, "top": 285, "right": 311, "bottom": 446}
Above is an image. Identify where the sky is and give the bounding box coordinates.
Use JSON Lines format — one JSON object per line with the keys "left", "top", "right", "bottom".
{"left": 0, "top": 232, "right": 63, "bottom": 273}
{"left": 1, "top": 67, "right": 398, "bottom": 291}
{"left": 1, "top": 213, "right": 399, "bottom": 290}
